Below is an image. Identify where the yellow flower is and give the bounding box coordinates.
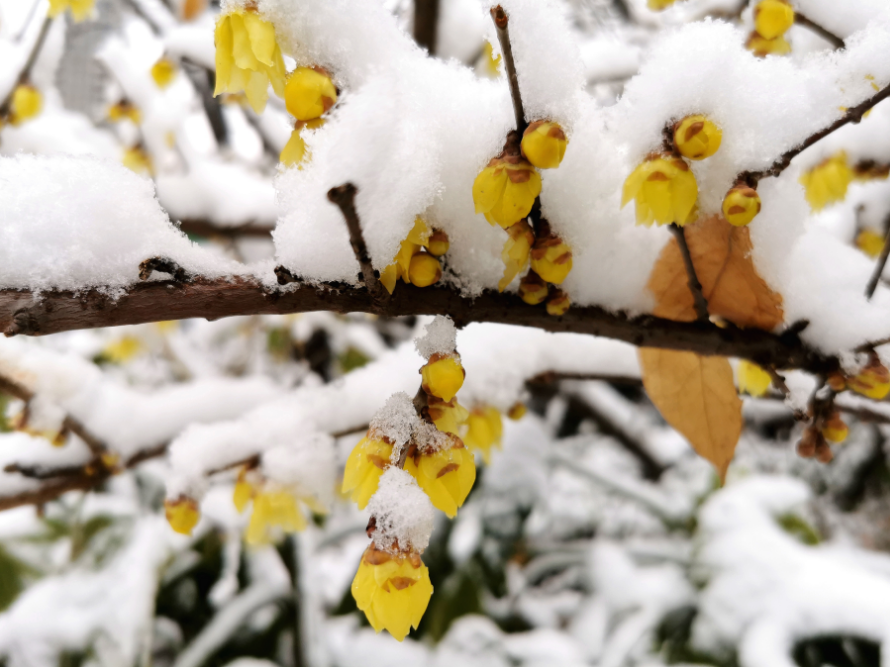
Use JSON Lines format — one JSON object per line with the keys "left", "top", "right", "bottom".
{"left": 647, "top": 0, "right": 677, "bottom": 9}
{"left": 352, "top": 545, "right": 433, "bottom": 641}
{"left": 245, "top": 490, "right": 307, "bottom": 545}
{"left": 673, "top": 115, "right": 722, "bottom": 161}
{"left": 427, "top": 230, "right": 449, "bottom": 257}
{"left": 427, "top": 396, "right": 469, "bottom": 435}
{"left": 284, "top": 67, "right": 337, "bottom": 121}
{"left": 123, "top": 146, "right": 152, "bottom": 175}
{"left": 408, "top": 253, "right": 441, "bottom": 287}
{"left": 530, "top": 234, "right": 573, "bottom": 285}
{"left": 848, "top": 360, "right": 890, "bottom": 400}
{"left": 481, "top": 41, "right": 502, "bottom": 78}
{"left": 473, "top": 156, "right": 542, "bottom": 229}
{"left": 214, "top": 8, "right": 286, "bottom": 114}
{"left": 800, "top": 153, "right": 853, "bottom": 212}
{"left": 404, "top": 441, "right": 476, "bottom": 517}
{"left": 379, "top": 218, "right": 431, "bottom": 294}
{"left": 421, "top": 354, "right": 465, "bottom": 402}
{"left": 737, "top": 360, "right": 772, "bottom": 397}
{"left": 464, "top": 406, "right": 503, "bottom": 464}
{"left": 10, "top": 85, "right": 42, "bottom": 125}
{"left": 103, "top": 336, "right": 144, "bottom": 363}
{"left": 151, "top": 58, "right": 177, "bottom": 89}
{"left": 342, "top": 436, "right": 393, "bottom": 508}
{"left": 48, "top": 0, "right": 95, "bottom": 22}
{"left": 499, "top": 220, "right": 535, "bottom": 292}
{"left": 379, "top": 264, "right": 399, "bottom": 294}
{"left": 754, "top": 0, "right": 795, "bottom": 40}
{"left": 280, "top": 118, "right": 325, "bottom": 168}
{"left": 722, "top": 185, "right": 761, "bottom": 227}
{"left": 521, "top": 121, "right": 567, "bottom": 170}
{"left": 622, "top": 153, "right": 698, "bottom": 227}
{"left": 746, "top": 31, "right": 791, "bottom": 57}
{"left": 507, "top": 402, "right": 526, "bottom": 420}
{"left": 821, "top": 413, "right": 848, "bottom": 444}
{"left": 165, "top": 497, "right": 200, "bottom": 535}
{"left": 519, "top": 271, "right": 549, "bottom": 305}
{"left": 546, "top": 289, "right": 570, "bottom": 317}
{"left": 107, "top": 101, "right": 141, "bottom": 124}
{"left": 856, "top": 229, "right": 886, "bottom": 259}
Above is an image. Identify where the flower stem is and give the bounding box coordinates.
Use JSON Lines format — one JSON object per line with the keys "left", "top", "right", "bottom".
{"left": 669, "top": 223, "right": 710, "bottom": 323}
{"left": 490, "top": 6, "right": 526, "bottom": 134}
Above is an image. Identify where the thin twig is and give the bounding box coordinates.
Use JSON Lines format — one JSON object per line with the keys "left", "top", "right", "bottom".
{"left": 490, "top": 6, "right": 526, "bottom": 133}
{"left": 865, "top": 222, "right": 890, "bottom": 299}
{"left": 0, "top": 16, "right": 53, "bottom": 116}
{"left": 327, "top": 184, "right": 387, "bottom": 302}
{"left": 668, "top": 224, "right": 709, "bottom": 323}
{"left": 739, "top": 81, "right": 890, "bottom": 186}
{"left": 177, "top": 219, "right": 273, "bottom": 239}
{"left": 794, "top": 12, "right": 845, "bottom": 50}
{"left": 413, "top": 0, "right": 440, "bottom": 54}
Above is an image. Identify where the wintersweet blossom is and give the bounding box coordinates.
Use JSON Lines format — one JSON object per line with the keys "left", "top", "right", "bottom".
{"left": 737, "top": 361, "right": 772, "bottom": 397}
{"left": 722, "top": 185, "right": 761, "bottom": 227}
{"left": 342, "top": 436, "right": 393, "bottom": 508}
{"left": 10, "top": 86, "right": 42, "bottom": 125}
{"left": 821, "top": 413, "right": 848, "bottom": 444}
{"left": 499, "top": 220, "right": 534, "bottom": 292}
{"left": 746, "top": 31, "right": 791, "bottom": 57}
{"left": 621, "top": 153, "right": 698, "bottom": 227}
{"left": 473, "top": 155, "right": 542, "bottom": 228}
{"left": 420, "top": 354, "right": 465, "bottom": 402}
{"left": 754, "top": 0, "right": 795, "bottom": 40}
{"left": 673, "top": 115, "right": 722, "bottom": 160}
{"left": 521, "top": 121, "right": 568, "bottom": 169}
{"left": 165, "top": 497, "right": 200, "bottom": 535}
{"left": 285, "top": 67, "right": 337, "bottom": 121}
{"left": 530, "top": 234, "right": 573, "bottom": 285}
{"left": 519, "top": 271, "right": 549, "bottom": 305}
{"left": 799, "top": 153, "right": 853, "bottom": 211}
{"left": 280, "top": 118, "right": 325, "bottom": 168}
{"left": 427, "top": 396, "right": 469, "bottom": 435}
{"left": 404, "top": 439, "right": 476, "bottom": 518}
{"left": 463, "top": 406, "right": 503, "bottom": 464}
{"left": 150, "top": 58, "right": 177, "bottom": 89}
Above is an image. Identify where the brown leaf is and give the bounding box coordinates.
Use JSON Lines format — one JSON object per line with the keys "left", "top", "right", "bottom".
{"left": 639, "top": 347, "right": 742, "bottom": 481}
{"left": 648, "top": 215, "right": 783, "bottom": 330}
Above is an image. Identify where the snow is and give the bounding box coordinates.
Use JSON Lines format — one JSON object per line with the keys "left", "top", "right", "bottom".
{"left": 367, "top": 467, "right": 434, "bottom": 554}
{"left": 261, "top": 434, "right": 337, "bottom": 508}
{"left": 415, "top": 315, "right": 457, "bottom": 360}
{"left": 369, "top": 392, "right": 420, "bottom": 451}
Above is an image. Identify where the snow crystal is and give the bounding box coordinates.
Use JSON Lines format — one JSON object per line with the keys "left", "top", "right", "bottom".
{"left": 366, "top": 467, "right": 433, "bottom": 554}
{"left": 415, "top": 315, "right": 457, "bottom": 360}
{"left": 369, "top": 392, "right": 420, "bottom": 451}
{"left": 413, "top": 420, "right": 451, "bottom": 455}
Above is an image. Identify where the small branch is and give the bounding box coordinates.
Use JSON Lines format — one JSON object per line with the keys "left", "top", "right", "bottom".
{"left": 413, "top": 0, "right": 440, "bottom": 54}
{"left": 490, "top": 6, "right": 526, "bottom": 133}
{"left": 177, "top": 219, "right": 273, "bottom": 239}
{"left": 865, "top": 222, "right": 890, "bottom": 299}
{"left": 794, "top": 12, "right": 845, "bottom": 50}
{"left": 740, "top": 81, "right": 890, "bottom": 186}
{"left": 668, "top": 224, "right": 710, "bottom": 323}
{"left": 327, "top": 184, "right": 387, "bottom": 302}
{"left": 527, "top": 371, "right": 641, "bottom": 386}
{"left": 0, "top": 16, "right": 53, "bottom": 116}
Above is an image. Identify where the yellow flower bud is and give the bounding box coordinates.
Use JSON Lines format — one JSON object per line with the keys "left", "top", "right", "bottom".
{"left": 103, "top": 336, "right": 144, "bottom": 364}
{"left": 342, "top": 436, "right": 393, "bottom": 509}
{"left": 421, "top": 354, "right": 465, "bottom": 402}
{"left": 673, "top": 115, "right": 722, "bottom": 161}
{"left": 521, "top": 121, "right": 568, "bottom": 170}
{"left": 151, "top": 57, "right": 177, "bottom": 89}
{"left": 214, "top": 9, "right": 286, "bottom": 113}
{"left": 107, "top": 101, "right": 141, "bottom": 124}
{"left": 530, "top": 234, "right": 573, "bottom": 285}
{"left": 165, "top": 497, "right": 200, "bottom": 535}
{"left": 647, "top": 0, "right": 677, "bottom": 9}
{"left": 546, "top": 289, "right": 570, "bottom": 317}
{"left": 123, "top": 146, "right": 153, "bottom": 175}
{"left": 10, "top": 85, "right": 42, "bottom": 125}
{"left": 48, "top": 0, "right": 95, "bottom": 22}
{"left": 737, "top": 360, "right": 772, "bottom": 397}
{"left": 285, "top": 67, "right": 337, "bottom": 121}
{"left": 427, "top": 230, "right": 450, "bottom": 257}
{"left": 746, "top": 31, "right": 791, "bottom": 57}
{"left": 245, "top": 490, "right": 307, "bottom": 545}
{"left": 799, "top": 153, "right": 853, "bottom": 212}
{"left": 499, "top": 220, "right": 535, "bottom": 292}
{"left": 722, "top": 185, "right": 762, "bottom": 227}
{"left": 464, "top": 407, "right": 503, "bottom": 464}
{"left": 754, "top": 0, "right": 795, "bottom": 40}
{"left": 233, "top": 478, "right": 254, "bottom": 513}
{"left": 473, "top": 156, "right": 542, "bottom": 229}
{"left": 519, "top": 271, "right": 549, "bottom": 305}
{"left": 427, "top": 396, "right": 469, "bottom": 435}
{"left": 821, "top": 413, "right": 848, "bottom": 444}
{"left": 856, "top": 229, "right": 886, "bottom": 259}
{"left": 404, "top": 440, "right": 476, "bottom": 517}
{"left": 848, "top": 359, "right": 890, "bottom": 400}
{"left": 351, "top": 546, "right": 433, "bottom": 642}
{"left": 408, "top": 253, "right": 441, "bottom": 287}
{"left": 507, "top": 402, "right": 527, "bottom": 420}
{"left": 622, "top": 153, "right": 698, "bottom": 227}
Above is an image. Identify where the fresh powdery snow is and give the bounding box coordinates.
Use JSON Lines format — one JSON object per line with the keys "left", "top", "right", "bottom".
{"left": 367, "top": 468, "right": 434, "bottom": 554}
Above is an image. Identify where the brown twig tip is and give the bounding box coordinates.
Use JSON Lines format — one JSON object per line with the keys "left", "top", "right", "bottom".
{"left": 327, "top": 183, "right": 387, "bottom": 302}
{"left": 489, "top": 5, "right": 525, "bottom": 133}
{"left": 490, "top": 5, "right": 508, "bottom": 28}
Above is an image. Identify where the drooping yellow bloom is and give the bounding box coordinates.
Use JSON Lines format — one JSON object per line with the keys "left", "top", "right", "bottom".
{"left": 464, "top": 406, "right": 503, "bottom": 464}
{"left": 856, "top": 229, "right": 886, "bottom": 258}
{"left": 103, "top": 336, "right": 144, "bottom": 363}
{"left": 754, "top": 0, "right": 795, "bottom": 40}
{"left": 821, "top": 413, "right": 848, "bottom": 444}
{"left": 123, "top": 146, "right": 153, "bottom": 175}
{"left": 499, "top": 220, "right": 534, "bottom": 291}
{"left": 622, "top": 153, "right": 698, "bottom": 227}
{"left": 214, "top": 8, "right": 286, "bottom": 113}
{"left": 473, "top": 156, "right": 542, "bottom": 228}
{"left": 10, "top": 85, "right": 42, "bottom": 126}
{"left": 351, "top": 546, "right": 433, "bottom": 641}
{"left": 427, "top": 230, "right": 449, "bottom": 257}
{"left": 546, "top": 289, "right": 570, "bottom": 317}
{"left": 284, "top": 67, "right": 337, "bottom": 121}
{"left": 746, "top": 31, "right": 791, "bottom": 57}
{"left": 673, "top": 115, "right": 722, "bottom": 161}
{"left": 342, "top": 436, "right": 393, "bottom": 508}
{"left": 48, "top": 0, "right": 95, "bottom": 22}
{"left": 151, "top": 58, "right": 177, "bottom": 89}
{"left": 404, "top": 442, "right": 476, "bottom": 517}
{"left": 280, "top": 118, "right": 325, "bottom": 168}
{"left": 737, "top": 360, "right": 772, "bottom": 397}
{"left": 165, "top": 497, "right": 200, "bottom": 535}
{"left": 530, "top": 234, "right": 573, "bottom": 285}
{"left": 800, "top": 153, "right": 853, "bottom": 211}
{"left": 420, "top": 354, "right": 465, "bottom": 402}
{"left": 519, "top": 271, "right": 549, "bottom": 305}
{"left": 107, "top": 101, "right": 141, "bottom": 124}
{"left": 722, "top": 185, "right": 762, "bottom": 227}
{"left": 848, "top": 360, "right": 890, "bottom": 400}
{"left": 427, "top": 396, "right": 469, "bottom": 435}
{"left": 521, "top": 121, "right": 568, "bottom": 170}
{"left": 647, "top": 0, "right": 677, "bottom": 9}
{"left": 245, "top": 490, "right": 307, "bottom": 545}
{"left": 379, "top": 218, "right": 432, "bottom": 294}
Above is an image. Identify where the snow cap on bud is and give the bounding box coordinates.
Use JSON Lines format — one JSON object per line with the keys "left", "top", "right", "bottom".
{"left": 622, "top": 153, "right": 698, "bottom": 227}
{"left": 151, "top": 58, "right": 177, "bottom": 89}
{"left": 519, "top": 271, "right": 549, "bottom": 305}
{"left": 673, "top": 115, "right": 722, "bottom": 161}
{"left": 722, "top": 185, "right": 761, "bottom": 227}
{"left": 473, "top": 155, "right": 542, "bottom": 229}
{"left": 421, "top": 354, "right": 465, "bottom": 402}
{"left": 754, "top": 0, "right": 795, "bottom": 40}
{"left": 408, "top": 253, "right": 441, "bottom": 287}
{"left": 821, "top": 412, "right": 848, "bottom": 444}
{"left": 165, "top": 496, "right": 200, "bottom": 535}
{"left": 530, "top": 234, "right": 573, "bottom": 285}
{"left": 746, "top": 31, "right": 791, "bottom": 57}
{"left": 799, "top": 153, "right": 853, "bottom": 212}
{"left": 546, "top": 289, "right": 571, "bottom": 317}
{"left": 285, "top": 66, "right": 337, "bottom": 121}
{"left": 10, "top": 85, "right": 42, "bottom": 125}
{"left": 499, "top": 220, "right": 535, "bottom": 291}
{"left": 521, "top": 121, "right": 568, "bottom": 169}
{"left": 427, "top": 231, "right": 450, "bottom": 257}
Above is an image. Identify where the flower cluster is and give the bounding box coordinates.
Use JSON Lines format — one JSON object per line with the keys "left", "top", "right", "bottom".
{"left": 746, "top": 0, "right": 794, "bottom": 57}
{"left": 233, "top": 468, "right": 325, "bottom": 545}
{"left": 378, "top": 218, "right": 450, "bottom": 294}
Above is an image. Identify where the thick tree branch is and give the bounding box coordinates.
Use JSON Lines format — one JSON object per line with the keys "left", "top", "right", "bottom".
{"left": 413, "top": 0, "right": 440, "bottom": 55}
{"left": 794, "top": 12, "right": 845, "bottom": 50}
{"left": 490, "top": 6, "right": 526, "bottom": 133}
